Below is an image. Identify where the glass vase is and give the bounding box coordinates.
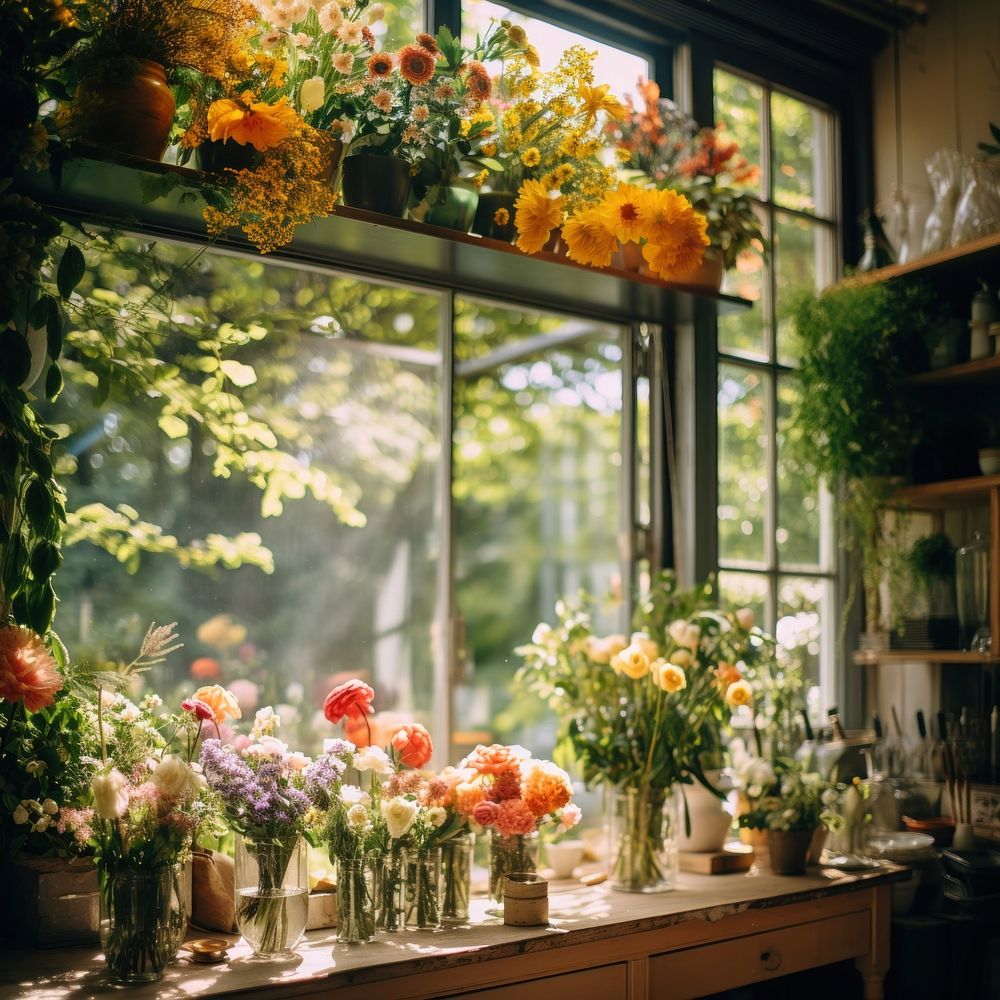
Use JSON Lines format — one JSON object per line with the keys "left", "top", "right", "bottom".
{"left": 99, "top": 861, "right": 188, "bottom": 984}
{"left": 404, "top": 846, "right": 441, "bottom": 930}
{"left": 488, "top": 830, "right": 539, "bottom": 909}
{"left": 956, "top": 530, "right": 990, "bottom": 652}
{"left": 374, "top": 847, "right": 405, "bottom": 932}
{"left": 608, "top": 785, "right": 679, "bottom": 893}
{"left": 235, "top": 832, "right": 308, "bottom": 958}
{"left": 441, "top": 831, "right": 474, "bottom": 925}
{"left": 335, "top": 856, "right": 375, "bottom": 944}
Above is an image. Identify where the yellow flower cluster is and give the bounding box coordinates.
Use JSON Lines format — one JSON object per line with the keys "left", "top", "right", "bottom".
{"left": 558, "top": 183, "right": 710, "bottom": 281}
{"left": 203, "top": 126, "right": 337, "bottom": 254}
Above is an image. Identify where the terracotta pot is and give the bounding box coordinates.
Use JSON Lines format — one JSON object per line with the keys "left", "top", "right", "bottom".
{"left": 767, "top": 829, "right": 815, "bottom": 876}
{"left": 424, "top": 184, "right": 480, "bottom": 232}
{"left": 613, "top": 241, "right": 646, "bottom": 273}
{"left": 75, "top": 59, "right": 175, "bottom": 162}
{"left": 195, "top": 139, "right": 259, "bottom": 174}
{"left": 542, "top": 226, "right": 568, "bottom": 257}
{"left": 341, "top": 153, "right": 411, "bottom": 217}
{"left": 472, "top": 191, "right": 517, "bottom": 242}
{"left": 682, "top": 247, "right": 725, "bottom": 291}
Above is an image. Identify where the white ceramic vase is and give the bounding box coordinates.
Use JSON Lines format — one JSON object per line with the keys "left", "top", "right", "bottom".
{"left": 676, "top": 770, "right": 734, "bottom": 853}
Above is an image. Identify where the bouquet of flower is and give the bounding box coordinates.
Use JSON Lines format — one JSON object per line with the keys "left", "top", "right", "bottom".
{"left": 453, "top": 743, "right": 579, "bottom": 902}
{"left": 200, "top": 698, "right": 319, "bottom": 956}
{"left": 736, "top": 755, "right": 837, "bottom": 833}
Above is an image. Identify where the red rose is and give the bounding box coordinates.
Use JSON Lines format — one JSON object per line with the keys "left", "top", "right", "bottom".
{"left": 390, "top": 723, "right": 433, "bottom": 769}
{"left": 181, "top": 698, "right": 214, "bottom": 721}
{"left": 324, "top": 679, "right": 375, "bottom": 725}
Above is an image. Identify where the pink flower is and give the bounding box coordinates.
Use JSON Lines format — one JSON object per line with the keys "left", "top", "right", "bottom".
{"left": 390, "top": 723, "right": 433, "bottom": 769}
{"left": 182, "top": 698, "right": 214, "bottom": 721}
{"left": 494, "top": 798, "right": 537, "bottom": 837}
{"left": 559, "top": 803, "right": 583, "bottom": 829}
{"left": 227, "top": 679, "right": 259, "bottom": 713}
{"left": 473, "top": 800, "right": 500, "bottom": 827}
{"left": 324, "top": 679, "right": 375, "bottom": 725}
{"left": 0, "top": 625, "right": 62, "bottom": 712}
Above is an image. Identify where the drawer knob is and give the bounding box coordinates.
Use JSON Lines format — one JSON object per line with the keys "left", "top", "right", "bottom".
{"left": 760, "top": 950, "right": 782, "bottom": 972}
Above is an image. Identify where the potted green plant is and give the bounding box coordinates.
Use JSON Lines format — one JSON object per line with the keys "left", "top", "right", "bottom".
{"left": 788, "top": 281, "right": 935, "bottom": 644}
{"left": 902, "top": 533, "right": 958, "bottom": 648}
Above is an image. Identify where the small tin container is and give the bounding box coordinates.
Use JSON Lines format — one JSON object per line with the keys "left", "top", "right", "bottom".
{"left": 502, "top": 873, "right": 548, "bottom": 926}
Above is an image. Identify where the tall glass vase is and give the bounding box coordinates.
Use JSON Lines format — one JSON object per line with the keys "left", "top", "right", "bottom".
{"left": 99, "top": 861, "right": 188, "bottom": 984}
{"left": 404, "top": 846, "right": 441, "bottom": 930}
{"left": 441, "top": 831, "right": 474, "bottom": 925}
{"left": 335, "top": 856, "right": 375, "bottom": 944}
{"left": 487, "top": 830, "right": 539, "bottom": 909}
{"left": 374, "top": 847, "right": 405, "bottom": 932}
{"left": 608, "top": 785, "right": 679, "bottom": 893}
{"left": 235, "top": 832, "right": 308, "bottom": 958}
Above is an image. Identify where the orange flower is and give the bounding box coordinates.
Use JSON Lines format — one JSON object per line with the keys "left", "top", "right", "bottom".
{"left": 416, "top": 31, "right": 438, "bottom": 53}
{"left": 716, "top": 662, "right": 743, "bottom": 690}
{"left": 397, "top": 43, "right": 436, "bottom": 85}
{"left": 190, "top": 657, "right": 221, "bottom": 680}
{"left": 390, "top": 722, "right": 434, "bottom": 769}
{"left": 454, "top": 779, "right": 486, "bottom": 816}
{"left": 562, "top": 207, "right": 618, "bottom": 267}
{"left": 192, "top": 684, "right": 242, "bottom": 723}
{"left": 207, "top": 95, "right": 300, "bottom": 151}
{"left": 725, "top": 679, "right": 754, "bottom": 709}
{"left": 0, "top": 625, "right": 62, "bottom": 712}
{"left": 463, "top": 743, "right": 524, "bottom": 777}
{"left": 367, "top": 51, "right": 394, "bottom": 78}
{"left": 463, "top": 61, "right": 492, "bottom": 102}
{"left": 597, "top": 184, "right": 648, "bottom": 244}
{"left": 521, "top": 760, "right": 572, "bottom": 817}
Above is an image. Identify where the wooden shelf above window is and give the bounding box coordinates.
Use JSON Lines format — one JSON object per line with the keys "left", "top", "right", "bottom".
{"left": 18, "top": 152, "right": 751, "bottom": 325}
{"left": 889, "top": 474, "right": 1000, "bottom": 510}
{"left": 904, "top": 354, "right": 1000, "bottom": 386}
{"left": 854, "top": 649, "right": 1000, "bottom": 666}
{"left": 842, "top": 231, "right": 1000, "bottom": 287}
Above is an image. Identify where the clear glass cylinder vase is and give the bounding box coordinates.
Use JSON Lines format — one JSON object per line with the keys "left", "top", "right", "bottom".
{"left": 374, "top": 847, "right": 405, "bottom": 932}
{"left": 99, "top": 861, "right": 188, "bottom": 984}
{"left": 335, "top": 856, "right": 376, "bottom": 944}
{"left": 441, "top": 831, "right": 474, "bottom": 925}
{"left": 235, "top": 832, "right": 308, "bottom": 957}
{"left": 404, "top": 846, "right": 442, "bottom": 930}
{"left": 487, "top": 830, "right": 539, "bottom": 907}
{"left": 608, "top": 785, "right": 679, "bottom": 893}
{"left": 956, "top": 530, "right": 991, "bottom": 651}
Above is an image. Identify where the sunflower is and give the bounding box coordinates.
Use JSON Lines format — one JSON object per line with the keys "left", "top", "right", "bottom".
{"left": 398, "top": 42, "right": 437, "bottom": 85}
{"left": 561, "top": 208, "right": 618, "bottom": 267}
{"left": 597, "top": 184, "right": 649, "bottom": 244}
{"left": 514, "top": 179, "right": 565, "bottom": 254}
{"left": 464, "top": 61, "right": 492, "bottom": 102}
{"left": 207, "top": 94, "right": 300, "bottom": 151}
{"left": 367, "top": 51, "right": 394, "bottom": 78}
{"left": 416, "top": 31, "right": 439, "bottom": 53}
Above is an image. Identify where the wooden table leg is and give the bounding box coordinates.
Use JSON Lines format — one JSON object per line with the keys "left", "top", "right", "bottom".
{"left": 855, "top": 884, "right": 892, "bottom": 1000}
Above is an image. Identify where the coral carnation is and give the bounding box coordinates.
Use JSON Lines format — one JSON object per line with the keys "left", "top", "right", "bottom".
{"left": 390, "top": 722, "right": 433, "bottom": 769}
{"left": 464, "top": 743, "right": 524, "bottom": 777}
{"left": 397, "top": 43, "right": 436, "bottom": 86}
{"left": 494, "top": 798, "right": 536, "bottom": 837}
{"left": 521, "top": 760, "right": 572, "bottom": 817}
{"left": 324, "top": 679, "right": 375, "bottom": 724}
{"left": 0, "top": 625, "right": 61, "bottom": 712}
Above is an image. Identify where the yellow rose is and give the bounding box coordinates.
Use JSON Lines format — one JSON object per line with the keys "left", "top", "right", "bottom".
{"left": 192, "top": 684, "right": 242, "bottom": 723}
{"left": 300, "top": 76, "right": 325, "bottom": 113}
{"left": 630, "top": 632, "right": 659, "bottom": 662}
{"left": 612, "top": 643, "right": 650, "bottom": 680}
{"left": 725, "top": 679, "right": 753, "bottom": 709}
{"left": 653, "top": 660, "right": 687, "bottom": 694}
{"left": 585, "top": 633, "right": 627, "bottom": 665}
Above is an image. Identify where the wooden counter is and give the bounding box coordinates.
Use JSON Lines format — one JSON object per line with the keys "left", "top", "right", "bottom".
{"left": 0, "top": 864, "right": 908, "bottom": 1000}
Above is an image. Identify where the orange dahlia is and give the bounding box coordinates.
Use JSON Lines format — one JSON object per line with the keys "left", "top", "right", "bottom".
{"left": 207, "top": 95, "right": 300, "bottom": 151}
{"left": 397, "top": 43, "right": 437, "bottom": 85}
{"left": 0, "top": 625, "right": 62, "bottom": 712}
{"left": 463, "top": 61, "right": 492, "bottom": 102}
{"left": 463, "top": 742, "right": 524, "bottom": 777}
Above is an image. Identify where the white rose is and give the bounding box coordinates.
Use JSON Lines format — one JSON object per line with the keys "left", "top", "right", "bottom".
{"left": 381, "top": 797, "right": 418, "bottom": 840}
{"left": 92, "top": 770, "right": 129, "bottom": 820}
{"left": 341, "top": 785, "right": 369, "bottom": 807}
{"left": 353, "top": 745, "right": 390, "bottom": 774}
{"left": 244, "top": 735, "right": 288, "bottom": 758}
{"left": 426, "top": 806, "right": 447, "bottom": 828}
{"left": 347, "top": 803, "right": 369, "bottom": 830}
{"left": 12, "top": 805, "right": 29, "bottom": 825}
{"left": 681, "top": 624, "right": 701, "bottom": 650}
{"left": 151, "top": 755, "right": 194, "bottom": 800}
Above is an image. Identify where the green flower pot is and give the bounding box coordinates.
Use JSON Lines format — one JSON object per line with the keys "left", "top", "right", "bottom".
{"left": 424, "top": 184, "right": 480, "bottom": 233}
{"left": 341, "top": 153, "right": 411, "bottom": 218}
{"left": 472, "top": 191, "right": 517, "bottom": 242}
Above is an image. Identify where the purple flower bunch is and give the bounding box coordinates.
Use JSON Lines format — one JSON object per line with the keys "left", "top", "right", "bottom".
{"left": 302, "top": 742, "right": 353, "bottom": 808}
{"left": 200, "top": 738, "right": 312, "bottom": 836}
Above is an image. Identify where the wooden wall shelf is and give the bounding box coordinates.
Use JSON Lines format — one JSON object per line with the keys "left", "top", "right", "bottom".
{"left": 844, "top": 231, "right": 1000, "bottom": 287}
{"left": 890, "top": 474, "right": 1000, "bottom": 510}
{"left": 854, "top": 649, "right": 1000, "bottom": 666}
{"left": 905, "top": 354, "right": 1000, "bottom": 386}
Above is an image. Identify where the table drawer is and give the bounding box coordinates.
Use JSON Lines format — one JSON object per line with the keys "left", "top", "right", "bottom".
{"left": 446, "top": 963, "right": 628, "bottom": 999}
{"left": 649, "top": 909, "right": 871, "bottom": 999}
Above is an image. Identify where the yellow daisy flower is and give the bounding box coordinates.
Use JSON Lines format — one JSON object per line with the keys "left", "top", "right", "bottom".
{"left": 514, "top": 179, "right": 565, "bottom": 254}
{"left": 562, "top": 208, "right": 619, "bottom": 268}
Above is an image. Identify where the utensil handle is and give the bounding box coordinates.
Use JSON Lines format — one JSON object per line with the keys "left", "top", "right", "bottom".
{"left": 916, "top": 710, "right": 927, "bottom": 740}
{"left": 937, "top": 711, "right": 948, "bottom": 742}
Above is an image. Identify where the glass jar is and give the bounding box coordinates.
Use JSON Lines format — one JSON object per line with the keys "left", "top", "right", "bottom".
{"left": 404, "top": 846, "right": 442, "bottom": 930}
{"left": 374, "top": 847, "right": 405, "bottom": 932}
{"left": 99, "top": 861, "right": 188, "bottom": 984}
{"left": 956, "top": 530, "right": 990, "bottom": 652}
{"left": 441, "top": 831, "right": 474, "bottom": 925}
{"left": 487, "top": 830, "right": 539, "bottom": 909}
{"left": 235, "top": 832, "right": 308, "bottom": 957}
{"left": 335, "top": 856, "right": 375, "bottom": 944}
{"left": 608, "top": 785, "right": 679, "bottom": 893}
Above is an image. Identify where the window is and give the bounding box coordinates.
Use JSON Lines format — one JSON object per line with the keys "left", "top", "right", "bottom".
{"left": 713, "top": 68, "right": 839, "bottom": 716}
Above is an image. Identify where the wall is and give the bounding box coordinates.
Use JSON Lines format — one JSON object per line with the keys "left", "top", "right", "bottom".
{"left": 872, "top": 0, "right": 1000, "bottom": 214}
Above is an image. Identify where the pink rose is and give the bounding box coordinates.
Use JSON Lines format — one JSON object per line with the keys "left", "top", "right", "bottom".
{"left": 473, "top": 800, "right": 500, "bottom": 827}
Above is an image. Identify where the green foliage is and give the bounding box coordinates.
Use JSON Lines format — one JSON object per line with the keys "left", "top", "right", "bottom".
{"left": 908, "top": 532, "right": 955, "bottom": 584}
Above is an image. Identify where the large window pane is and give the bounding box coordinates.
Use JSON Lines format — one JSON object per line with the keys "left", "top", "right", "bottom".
{"left": 718, "top": 364, "right": 769, "bottom": 566}
{"left": 55, "top": 241, "right": 445, "bottom": 754}
{"left": 377, "top": 0, "right": 425, "bottom": 50}
{"left": 775, "top": 212, "right": 835, "bottom": 364}
{"left": 777, "top": 575, "right": 827, "bottom": 695}
{"left": 713, "top": 69, "right": 765, "bottom": 198}
{"left": 719, "top": 207, "right": 770, "bottom": 361}
{"left": 462, "top": 0, "right": 649, "bottom": 101}
{"left": 719, "top": 570, "right": 768, "bottom": 624}
{"left": 776, "top": 376, "right": 821, "bottom": 568}
{"left": 452, "top": 299, "right": 625, "bottom": 760}
{"left": 771, "top": 91, "right": 833, "bottom": 218}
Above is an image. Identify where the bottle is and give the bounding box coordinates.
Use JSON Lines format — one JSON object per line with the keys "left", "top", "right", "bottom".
{"left": 956, "top": 531, "right": 990, "bottom": 652}
{"left": 857, "top": 210, "right": 896, "bottom": 271}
